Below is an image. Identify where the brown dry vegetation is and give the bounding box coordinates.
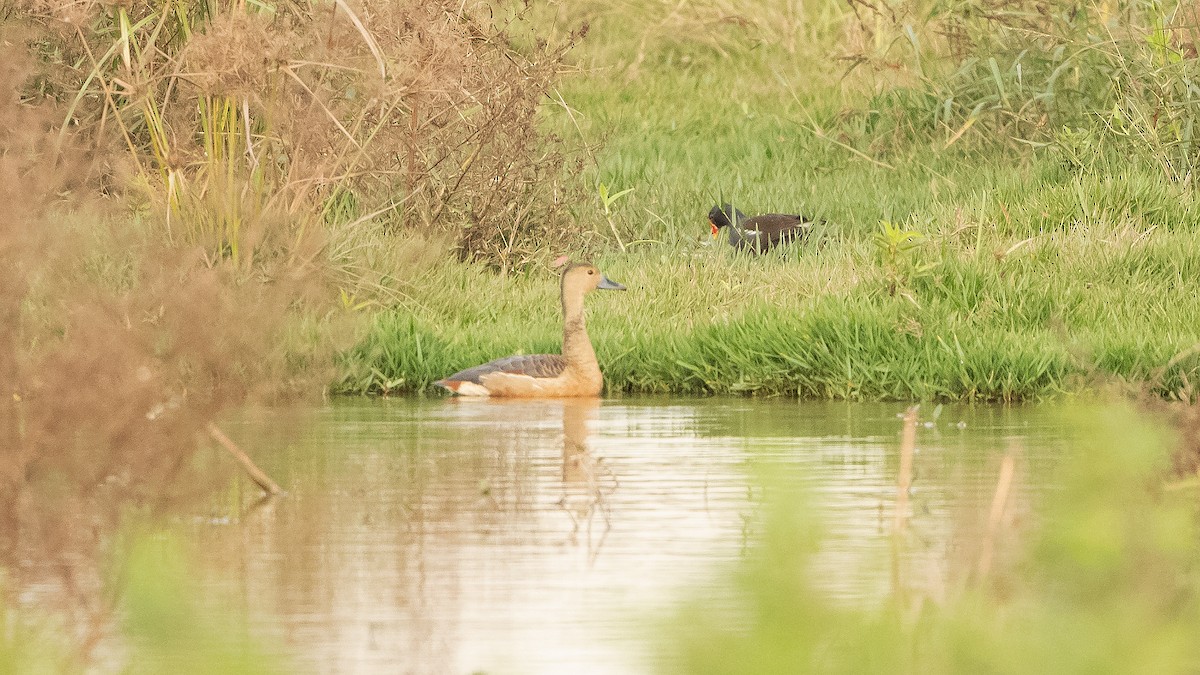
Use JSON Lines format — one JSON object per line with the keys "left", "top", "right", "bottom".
{"left": 0, "top": 39, "right": 337, "bottom": 653}
{"left": 1168, "top": 404, "right": 1200, "bottom": 477}
{"left": 1142, "top": 386, "right": 1200, "bottom": 478}
{"left": 14, "top": 0, "right": 590, "bottom": 273}
{"left": 0, "top": 0, "right": 588, "bottom": 657}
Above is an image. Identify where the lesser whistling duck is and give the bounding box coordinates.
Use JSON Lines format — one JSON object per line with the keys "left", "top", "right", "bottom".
{"left": 708, "top": 203, "right": 817, "bottom": 253}
{"left": 435, "top": 262, "right": 626, "bottom": 398}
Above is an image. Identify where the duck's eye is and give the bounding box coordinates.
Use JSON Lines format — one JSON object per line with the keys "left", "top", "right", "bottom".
{"left": 588, "top": 270, "right": 595, "bottom": 275}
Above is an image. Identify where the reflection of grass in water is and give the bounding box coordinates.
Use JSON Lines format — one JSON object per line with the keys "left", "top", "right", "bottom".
{"left": 664, "top": 404, "right": 1200, "bottom": 673}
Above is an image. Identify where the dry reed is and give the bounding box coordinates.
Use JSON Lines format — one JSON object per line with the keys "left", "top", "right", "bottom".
{"left": 12, "top": 0, "right": 591, "bottom": 273}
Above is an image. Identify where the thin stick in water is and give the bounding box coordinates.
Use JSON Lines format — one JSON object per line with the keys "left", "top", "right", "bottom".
{"left": 894, "top": 405, "right": 919, "bottom": 534}
{"left": 977, "top": 447, "right": 1017, "bottom": 579}
{"left": 207, "top": 422, "right": 283, "bottom": 496}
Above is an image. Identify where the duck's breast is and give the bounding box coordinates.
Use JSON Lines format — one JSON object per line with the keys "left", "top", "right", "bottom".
{"left": 479, "top": 369, "right": 603, "bottom": 397}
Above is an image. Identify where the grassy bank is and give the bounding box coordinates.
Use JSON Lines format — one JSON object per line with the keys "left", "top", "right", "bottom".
{"left": 339, "top": 227, "right": 1200, "bottom": 400}
{"left": 340, "top": 0, "right": 1200, "bottom": 400}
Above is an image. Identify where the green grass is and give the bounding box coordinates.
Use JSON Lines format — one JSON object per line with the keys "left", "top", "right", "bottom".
{"left": 337, "top": 228, "right": 1200, "bottom": 400}
{"left": 336, "top": 0, "right": 1200, "bottom": 401}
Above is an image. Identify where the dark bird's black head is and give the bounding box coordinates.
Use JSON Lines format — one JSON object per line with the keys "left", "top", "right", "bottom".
{"left": 708, "top": 203, "right": 746, "bottom": 238}
{"left": 708, "top": 204, "right": 734, "bottom": 229}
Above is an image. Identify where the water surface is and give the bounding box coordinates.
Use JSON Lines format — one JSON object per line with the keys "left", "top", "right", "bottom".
{"left": 189, "top": 398, "right": 1068, "bottom": 674}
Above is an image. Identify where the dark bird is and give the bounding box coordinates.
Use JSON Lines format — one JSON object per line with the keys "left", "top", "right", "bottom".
{"left": 708, "top": 203, "right": 817, "bottom": 253}
{"left": 435, "top": 262, "right": 626, "bottom": 398}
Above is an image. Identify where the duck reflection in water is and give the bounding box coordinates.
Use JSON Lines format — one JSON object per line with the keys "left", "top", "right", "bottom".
{"left": 441, "top": 397, "right": 616, "bottom": 553}
{"left": 558, "top": 399, "right": 615, "bottom": 555}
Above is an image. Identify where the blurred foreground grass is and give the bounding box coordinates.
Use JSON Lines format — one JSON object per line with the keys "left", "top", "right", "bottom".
{"left": 666, "top": 403, "right": 1200, "bottom": 673}
{"left": 0, "top": 530, "right": 288, "bottom": 674}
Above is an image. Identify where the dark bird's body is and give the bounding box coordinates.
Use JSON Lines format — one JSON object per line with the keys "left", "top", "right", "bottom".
{"left": 708, "top": 203, "right": 817, "bottom": 253}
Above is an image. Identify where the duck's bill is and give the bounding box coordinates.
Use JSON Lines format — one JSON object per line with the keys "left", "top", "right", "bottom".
{"left": 598, "top": 276, "right": 626, "bottom": 291}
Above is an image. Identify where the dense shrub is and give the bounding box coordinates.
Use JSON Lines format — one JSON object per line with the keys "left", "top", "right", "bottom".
{"left": 11, "top": 0, "right": 590, "bottom": 270}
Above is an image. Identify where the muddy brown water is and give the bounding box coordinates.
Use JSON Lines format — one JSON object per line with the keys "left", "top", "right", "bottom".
{"left": 186, "top": 398, "right": 1069, "bottom": 674}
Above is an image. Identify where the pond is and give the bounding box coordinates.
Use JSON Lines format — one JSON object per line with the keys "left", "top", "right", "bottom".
{"left": 186, "top": 398, "right": 1070, "bottom": 674}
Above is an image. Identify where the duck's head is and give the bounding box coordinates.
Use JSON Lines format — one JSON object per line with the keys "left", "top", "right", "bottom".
{"left": 561, "top": 262, "right": 626, "bottom": 296}
{"left": 708, "top": 203, "right": 741, "bottom": 238}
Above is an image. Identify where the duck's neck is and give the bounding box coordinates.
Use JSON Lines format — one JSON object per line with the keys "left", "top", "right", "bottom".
{"left": 561, "top": 289, "right": 597, "bottom": 370}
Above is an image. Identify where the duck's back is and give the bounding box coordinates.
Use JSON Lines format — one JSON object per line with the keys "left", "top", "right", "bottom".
{"left": 438, "top": 354, "right": 567, "bottom": 386}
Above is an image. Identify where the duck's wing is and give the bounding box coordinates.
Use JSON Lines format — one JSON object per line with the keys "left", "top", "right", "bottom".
{"left": 437, "top": 354, "right": 567, "bottom": 387}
